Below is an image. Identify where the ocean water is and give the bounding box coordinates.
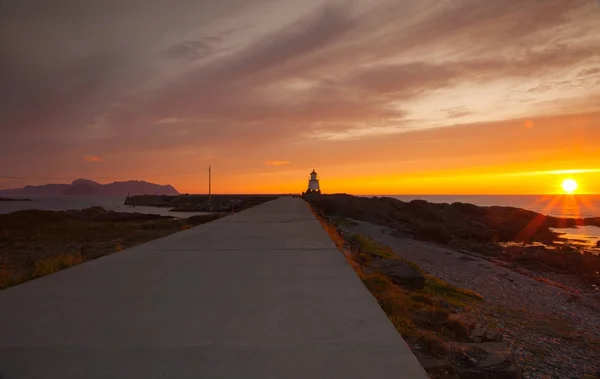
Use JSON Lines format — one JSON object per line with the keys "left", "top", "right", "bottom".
{"left": 0, "top": 196, "right": 208, "bottom": 218}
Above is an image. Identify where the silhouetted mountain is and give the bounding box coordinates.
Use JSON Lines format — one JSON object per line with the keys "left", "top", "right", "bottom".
{"left": 0, "top": 179, "right": 179, "bottom": 197}
{"left": 63, "top": 179, "right": 102, "bottom": 195}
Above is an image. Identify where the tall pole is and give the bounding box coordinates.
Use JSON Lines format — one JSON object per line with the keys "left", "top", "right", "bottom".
{"left": 208, "top": 165, "right": 212, "bottom": 216}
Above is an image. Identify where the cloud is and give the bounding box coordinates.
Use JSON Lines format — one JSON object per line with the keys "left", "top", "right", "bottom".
{"left": 84, "top": 156, "right": 102, "bottom": 162}
{"left": 163, "top": 40, "right": 215, "bottom": 61}
{"left": 265, "top": 160, "right": 291, "bottom": 166}
{"left": 0, "top": 0, "right": 599, "bottom": 184}
{"left": 444, "top": 107, "right": 472, "bottom": 119}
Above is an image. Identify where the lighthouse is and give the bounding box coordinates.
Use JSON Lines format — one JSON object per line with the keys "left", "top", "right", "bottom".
{"left": 305, "top": 169, "right": 321, "bottom": 195}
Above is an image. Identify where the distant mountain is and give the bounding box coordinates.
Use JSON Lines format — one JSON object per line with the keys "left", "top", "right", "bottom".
{"left": 0, "top": 179, "right": 179, "bottom": 197}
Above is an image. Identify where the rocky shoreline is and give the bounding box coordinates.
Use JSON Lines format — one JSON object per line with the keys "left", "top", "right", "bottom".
{"left": 124, "top": 194, "right": 281, "bottom": 212}
{"left": 308, "top": 194, "right": 600, "bottom": 288}
{"left": 346, "top": 221, "right": 599, "bottom": 379}
{"left": 0, "top": 197, "right": 31, "bottom": 202}
{"left": 309, "top": 195, "right": 600, "bottom": 378}
{"left": 0, "top": 207, "right": 222, "bottom": 290}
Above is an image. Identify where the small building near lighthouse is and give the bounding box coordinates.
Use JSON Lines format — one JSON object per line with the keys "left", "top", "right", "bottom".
{"left": 304, "top": 169, "right": 321, "bottom": 195}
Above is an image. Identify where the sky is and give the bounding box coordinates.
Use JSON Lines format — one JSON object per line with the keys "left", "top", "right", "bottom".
{"left": 1, "top": 0, "right": 600, "bottom": 194}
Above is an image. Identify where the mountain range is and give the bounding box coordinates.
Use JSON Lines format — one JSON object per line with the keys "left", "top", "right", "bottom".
{"left": 0, "top": 179, "right": 179, "bottom": 197}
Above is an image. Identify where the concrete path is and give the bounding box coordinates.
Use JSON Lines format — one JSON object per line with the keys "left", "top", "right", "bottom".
{"left": 0, "top": 197, "right": 428, "bottom": 379}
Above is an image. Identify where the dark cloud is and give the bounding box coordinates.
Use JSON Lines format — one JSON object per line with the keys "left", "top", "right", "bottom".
{"left": 0, "top": 0, "right": 598, "bottom": 180}
{"left": 163, "top": 40, "right": 215, "bottom": 61}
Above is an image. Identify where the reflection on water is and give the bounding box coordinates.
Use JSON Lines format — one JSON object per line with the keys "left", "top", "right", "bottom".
{"left": 551, "top": 225, "right": 600, "bottom": 251}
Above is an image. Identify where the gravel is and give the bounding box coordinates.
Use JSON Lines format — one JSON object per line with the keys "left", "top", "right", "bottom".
{"left": 346, "top": 221, "right": 600, "bottom": 379}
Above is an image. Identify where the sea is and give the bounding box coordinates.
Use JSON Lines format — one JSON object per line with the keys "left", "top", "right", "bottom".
{"left": 1, "top": 194, "right": 599, "bottom": 248}
{"left": 0, "top": 196, "right": 208, "bottom": 219}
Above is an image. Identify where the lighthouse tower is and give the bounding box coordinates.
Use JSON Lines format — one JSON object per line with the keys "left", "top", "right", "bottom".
{"left": 306, "top": 169, "right": 321, "bottom": 194}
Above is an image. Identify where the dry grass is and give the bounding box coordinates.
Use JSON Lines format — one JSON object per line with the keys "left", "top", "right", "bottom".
{"left": 360, "top": 272, "right": 477, "bottom": 342}
{"left": 33, "top": 252, "right": 84, "bottom": 277}
{"left": 310, "top": 205, "right": 483, "bottom": 360}
{"left": 0, "top": 212, "right": 222, "bottom": 290}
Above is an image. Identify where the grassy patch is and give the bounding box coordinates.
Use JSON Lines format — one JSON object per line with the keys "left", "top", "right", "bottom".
{"left": 350, "top": 234, "right": 428, "bottom": 275}
{"left": 350, "top": 234, "right": 397, "bottom": 259}
{"left": 310, "top": 208, "right": 484, "bottom": 356}
{"left": 361, "top": 272, "right": 477, "bottom": 342}
{"left": 33, "top": 252, "right": 84, "bottom": 277}
{"left": 0, "top": 212, "right": 222, "bottom": 290}
{"left": 424, "top": 275, "right": 483, "bottom": 308}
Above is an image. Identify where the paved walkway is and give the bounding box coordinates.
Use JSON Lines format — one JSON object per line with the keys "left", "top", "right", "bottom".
{"left": 0, "top": 197, "right": 428, "bottom": 379}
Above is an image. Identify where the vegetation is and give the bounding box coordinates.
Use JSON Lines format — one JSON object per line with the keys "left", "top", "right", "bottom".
{"left": 310, "top": 207, "right": 493, "bottom": 378}
{"left": 312, "top": 204, "right": 600, "bottom": 378}
{"left": 351, "top": 234, "right": 482, "bottom": 341}
{"left": 0, "top": 210, "right": 222, "bottom": 290}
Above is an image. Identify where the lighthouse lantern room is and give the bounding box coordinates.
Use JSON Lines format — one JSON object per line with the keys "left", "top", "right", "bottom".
{"left": 305, "top": 169, "right": 321, "bottom": 195}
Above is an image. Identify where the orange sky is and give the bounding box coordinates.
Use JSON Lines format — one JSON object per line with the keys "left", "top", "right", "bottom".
{"left": 1, "top": 0, "right": 599, "bottom": 195}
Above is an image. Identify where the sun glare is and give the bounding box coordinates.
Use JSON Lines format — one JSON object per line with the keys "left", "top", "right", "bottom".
{"left": 561, "top": 178, "right": 578, "bottom": 194}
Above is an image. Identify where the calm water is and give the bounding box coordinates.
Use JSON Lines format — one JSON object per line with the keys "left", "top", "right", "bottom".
{"left": 0, "top": 196, "right": 208, "bottom": 218}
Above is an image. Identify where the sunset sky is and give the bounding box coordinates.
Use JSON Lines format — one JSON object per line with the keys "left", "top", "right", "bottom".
{"left": 1, "top": 0, "right": 599, "bottom": 194}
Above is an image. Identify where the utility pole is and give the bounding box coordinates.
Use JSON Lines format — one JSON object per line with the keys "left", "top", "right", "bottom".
{"left": 208, "top": 165, "right": 212, "bottom": 216}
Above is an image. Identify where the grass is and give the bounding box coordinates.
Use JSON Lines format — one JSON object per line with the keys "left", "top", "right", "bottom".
{"left": 311, "top": 206, "right": 483, "bottom": 354}
{"left": 360, "top": 272, "right": 478, "bottom": 342}
{"left": 33, "top": 252, "right": 84, "bottom": 277}
{"left": 0, "top": 212, "right": 222, "bottom": 290}
{"left": 350, "top": 234, "right": 397, "bottom": 259}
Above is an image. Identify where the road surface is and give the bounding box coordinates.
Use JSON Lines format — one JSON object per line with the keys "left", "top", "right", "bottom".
{"left": 0, "top": 197, "right": 428, "bottom": 378}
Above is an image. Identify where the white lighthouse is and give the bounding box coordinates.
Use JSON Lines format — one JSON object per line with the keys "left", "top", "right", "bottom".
{"left": 305, "top": 169, "right": 321, "bottom": 194}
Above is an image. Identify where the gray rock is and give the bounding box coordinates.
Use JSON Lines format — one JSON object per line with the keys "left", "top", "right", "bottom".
{"left": 413, "top": 224, "right": 451, "bottom": 244}
{"left": 458, "top": 342, "right": 521, "bottom": 379}
{"left": 470, "top": 324, "right": 504, "bottom": 343}
{"left": 370, "top": 258, "right": 425, "bottom": 290}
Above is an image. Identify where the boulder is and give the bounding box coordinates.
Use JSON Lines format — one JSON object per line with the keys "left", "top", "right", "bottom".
{"left": 470, "top": 323, "right": 504, "bottom": 343}
{"left": 413, "top": 224, "right": 451, "bottom": 244}
{"left": 456, "top": 342, "right": 521, "bottom": 379}
{"left": 370, "top": 258, "right": 425, "bottom": 290}
{"left": 596, "top": 240, "right": 600, "bottom": 248}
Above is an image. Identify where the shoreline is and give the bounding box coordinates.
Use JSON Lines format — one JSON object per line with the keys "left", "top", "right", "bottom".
{"left": 0, "top": 207, "right": 223, "bottom": 290}
{"left": 312, "top": 206, "right": 600, "bottom": 378}
{"left": 124, "top": 194, "right": 284, "bottom": 212}
{"left": 0, "top": 194, "right": 279, "bottom": 290}
{"left": 0, "top": 197, "right": 31, "bottom": 202}
{"left": 307, "top": 194, "right": 600, "bottom": 288}
{"left": 365, "top": 194, "right": 600, "bottom": 219}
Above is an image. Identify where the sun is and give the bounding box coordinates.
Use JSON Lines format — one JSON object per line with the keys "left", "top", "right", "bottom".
{"left": 561, "top": 178, "right": 578, "bottom": 194}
